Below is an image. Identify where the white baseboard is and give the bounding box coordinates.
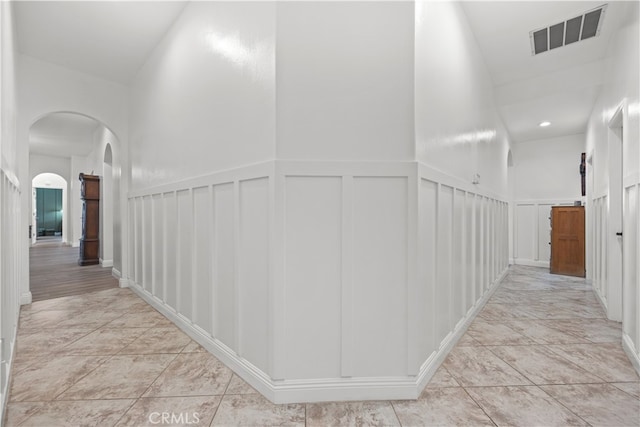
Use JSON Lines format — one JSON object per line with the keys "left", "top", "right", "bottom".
{"left": 622, "top": 333, "right": 640, "bottom": 375}
{"left": 126, "top": 266, "right": 510, "bottom": 404}
{"left": 119, "top": 277, "right": 130, "bottom": 288}
{"left": 100, "top": 259, "right": 113, "bottom": 268}
{"left": 0, "top": 322, "right": 18, "bottom": 426}
{"left": 112, "top": 268, "right": 122, "bottom": 279}
{"left": 513, "top": 258, "right": 550, "bottom": 268}
{"left": 72, "top": 241, "right": 80, "bottom": 248}
{"left": 19, "top": 292, "right": 32, "bottom": 305}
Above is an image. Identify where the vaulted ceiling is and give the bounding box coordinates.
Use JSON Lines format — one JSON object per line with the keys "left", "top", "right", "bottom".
{"left": 15, "top": 1, "right": 631, "bottom": 152}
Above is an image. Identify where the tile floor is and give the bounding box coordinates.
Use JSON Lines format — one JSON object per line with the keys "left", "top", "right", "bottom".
{"left": 4, "top": 266, "right": 639, "bottom": 426}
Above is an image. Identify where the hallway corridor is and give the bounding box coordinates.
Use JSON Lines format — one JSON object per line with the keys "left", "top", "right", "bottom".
{"left": 4, "top": 266, "right": 639, "bottom": 426}
{"left": 29, "top": 243, "right": 118, "bottom": 302}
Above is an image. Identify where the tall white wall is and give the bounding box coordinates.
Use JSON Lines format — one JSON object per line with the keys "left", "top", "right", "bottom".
{"left": 415, "top": 1, "right": 510, "bottom": 196}
{"left": 0, "top": 1, "right": 23, "bottom": 420}
{"left": 129, "top": 1, "right": 276, "bottom": 192}
{"left": 512, "top": 134, "right": 585, "bottom": 267}
{"left": 585, "top": 1, "right": 640, "bottom": 372}
{"left": 275, "top": 1, "right": 414, "bottom": 161}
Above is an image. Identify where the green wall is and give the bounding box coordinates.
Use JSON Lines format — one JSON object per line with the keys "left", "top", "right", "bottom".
{"left": 36, "top": 188, "right": 62, "bottom": 235}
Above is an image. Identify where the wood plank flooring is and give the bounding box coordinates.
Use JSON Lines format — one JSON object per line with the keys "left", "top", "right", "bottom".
{"left": 30, "top": 241, "right": 118, "bottom": 302}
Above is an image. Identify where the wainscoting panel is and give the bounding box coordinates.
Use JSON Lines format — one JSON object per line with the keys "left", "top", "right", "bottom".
{"left": 152, "top": 194, "right": 163, "bottom": 300}
{"left": 418, "top": 178, "right": 438, "bottom": 362}
{"left": 1, "top": 170, "right": 22, "bottom": 418}
{"left": 176, "top": 189, "right": 193, "bottom": 320}
{"left": 352, "top": 176, "right": 409, "bottom": 377}
{"left": 125, "top": 160, "right": 509, "bottom": 403}
{"left": 193, "top": 186, "right": 213, "bottom": 336}
{"left": 238, "top": 177, "right": 270, "bottom": 372}
{"left": 592, "top": 195, "right": 608, "bottom": 307}
{"left": 283, "top": 176, "right": 342, "bottom": 380}
{"left": 163, "top": 191, "right": 177, "bottom": 309}
{"left": 212, "top": 183, "right": 236, "bottom": 350}
{"left": 436, "top": 185, "right": 453, "bottom": 347}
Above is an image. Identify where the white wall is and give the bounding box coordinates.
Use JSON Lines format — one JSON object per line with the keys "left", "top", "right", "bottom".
{"left": 17, "top": 54, "right": 128, "bottom": 302}
{"left": 415, "top": 1, "right": 511, "bottom": 196}
{"left": 514, "top": 134, "right": 585, "bottom": 201}
{"left": 585, "top": 1, "right": 640, "bottom": 372}
{"left": 512, "top": 134, "right": 585, "bottom": 267}
{"left": 0, "top": 1, "right": 23, "bottom": 420}
{"left": 129, "top": 1, "right": 276, "bottom": 192}
{"left": 275, "top": 1, "right": 414, "bottom": 161}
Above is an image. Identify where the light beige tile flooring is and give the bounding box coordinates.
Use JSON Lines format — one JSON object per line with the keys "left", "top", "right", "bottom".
{"left": 4, "top": 266, "right": 640, "bottom": 426}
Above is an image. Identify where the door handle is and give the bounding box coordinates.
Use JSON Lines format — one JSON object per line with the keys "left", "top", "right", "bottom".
{"left": 616, "top": 232, "right": 623, "bottom": 236}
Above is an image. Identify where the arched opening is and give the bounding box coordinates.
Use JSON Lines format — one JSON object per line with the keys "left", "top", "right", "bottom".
{"left": 28, "top": 112, "right": 122, "bottom": 300}
{"left": 31, "top": 173, "right": 68, "bottom": 245}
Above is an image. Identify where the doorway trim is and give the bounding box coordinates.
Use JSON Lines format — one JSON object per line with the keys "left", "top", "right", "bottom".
{"left": 605, "top": 99, "right": 627, "bottom": 322}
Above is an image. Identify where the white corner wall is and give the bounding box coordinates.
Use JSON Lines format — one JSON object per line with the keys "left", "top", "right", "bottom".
{"left": 125, "top": 0, "right": 509, "bottom": 404}
{"left": 585, "top": 2, "right": 640, "bottom": 372}
{"left": 512, "top": 134, "right": 585, "bottom": 267}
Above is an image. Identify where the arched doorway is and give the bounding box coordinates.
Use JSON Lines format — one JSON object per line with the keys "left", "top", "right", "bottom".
{"left": 27, "top": 112, "right": 122, "bottom": 300}
{"left": 31, "top": 173, "right": 68, "bottom": 245}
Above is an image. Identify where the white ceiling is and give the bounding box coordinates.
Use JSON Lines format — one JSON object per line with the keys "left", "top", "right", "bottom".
{"left": 16, "top": 1, "right": 630, "bottom": 151}
{"left": 462, "top": 1, "right": 628, "bottom": 143}
{"left": 30, "top": 112, "right": 102, "bottom": 157}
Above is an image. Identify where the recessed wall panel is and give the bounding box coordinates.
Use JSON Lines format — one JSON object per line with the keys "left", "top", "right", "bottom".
{"left": 352, "top": 177, "right": 408, "bottom": 376}
{"left": 465, "top": 194, "right": 475, "bottom": 312}
{"left": 475, "top": 197, "right": 483, "bottom": 298}
{"left": 238, "top": 178, "right": 270, "bottom": 372}
{"left": 164, "top": 192, "right": 177, "bottom": 309}
{"left": 177, "top": 189, "right": 193, "bottom": 319}
{"left": 213, "top": 183, "right": 236, "bottom": 350}
{"left": 516, "top": 204, "right": 536, "bottom": 261}
{"left": 135, "top": 197, "right": 143, "bottom": 287}
{"left": 143, "top": 196, "right": 153, "bottom": 292}
{"left": 453, "top": 189, "right": 465, "bottom": 323}
{"left": 193, "top": 186, "right": 212, "bottom": 335}
{"left": 284, "top": 176, "right": 342, "bottom": 379}
{"left": 419, "top": 178, "right": 438, "bottom": 359}
{"left": 436, "top": 185, "right": 453, "bottom": 345}
{"left": 128, "top": 200, "right": 136, "bottom": 285}
{"left": 152, "top": 194, "right": 164, "bottom": 300}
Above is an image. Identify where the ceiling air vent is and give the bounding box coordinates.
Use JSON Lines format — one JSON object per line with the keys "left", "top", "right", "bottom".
{"left": 530, "top": 4, "right": 607, "bottom": 55}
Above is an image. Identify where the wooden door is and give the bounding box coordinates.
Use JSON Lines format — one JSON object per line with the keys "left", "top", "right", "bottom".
{"left": 550, "top": 206, "right": 585, "bottom": 277}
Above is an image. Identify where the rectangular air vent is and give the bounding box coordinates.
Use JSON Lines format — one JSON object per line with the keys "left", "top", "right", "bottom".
{"left": 530, "top": 4, "right": 607, "bottom": 55}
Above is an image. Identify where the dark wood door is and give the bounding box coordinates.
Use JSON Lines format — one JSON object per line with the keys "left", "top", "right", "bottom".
{"left": 550, "top": 206, "right": 585, "bottom": 277}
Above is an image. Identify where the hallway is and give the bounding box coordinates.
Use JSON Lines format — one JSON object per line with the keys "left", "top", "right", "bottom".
{"left": 4, "top": 265, "right": 638, "bottom": 426}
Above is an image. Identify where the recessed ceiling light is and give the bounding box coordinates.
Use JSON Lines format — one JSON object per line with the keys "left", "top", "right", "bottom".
{"left": 539, "top": 121, "right": 551, "bottom": 127}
